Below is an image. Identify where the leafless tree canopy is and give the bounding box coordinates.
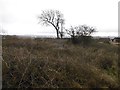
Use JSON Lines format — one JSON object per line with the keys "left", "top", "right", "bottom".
{"left": 38, "top": 10, "right": 65, "bottom": 38}
{"left": 66, "top": 25, "right": 96, "bottom": 37}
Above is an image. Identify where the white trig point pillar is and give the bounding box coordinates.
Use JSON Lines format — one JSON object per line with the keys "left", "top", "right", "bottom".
{"left": 0, "top": 34, "right": 2, "bottom": 89}
{"left": 118, "top": 1, "right": 120, "bottom": 37}
{"left": 118, "top": 1, "right": 120, "bottom": 84}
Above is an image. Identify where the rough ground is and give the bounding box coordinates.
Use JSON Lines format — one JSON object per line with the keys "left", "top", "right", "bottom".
{"left": 2, "top": 36, "right": 120, "bottom": 88}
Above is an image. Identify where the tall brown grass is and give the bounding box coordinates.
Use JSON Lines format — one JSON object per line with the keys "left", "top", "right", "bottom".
{"left": 2, "top": 36, "right": 120, "bottom": 88}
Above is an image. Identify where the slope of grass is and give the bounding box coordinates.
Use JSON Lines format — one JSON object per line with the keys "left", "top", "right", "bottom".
{"left": 2, "top": 36, "right": 120, "bottom": 88}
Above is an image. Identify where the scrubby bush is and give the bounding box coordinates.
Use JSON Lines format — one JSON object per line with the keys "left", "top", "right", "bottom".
{"left": 99, "top": 58, "right": 113, "bottom": 69}
{"left": 65, "top": 25, "right": 96, "bottom": 45}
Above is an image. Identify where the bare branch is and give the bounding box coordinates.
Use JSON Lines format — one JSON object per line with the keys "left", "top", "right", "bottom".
{"left": 66, "top": 25, "right": 96, "bottom": 38}
{"left": 38, "top": 10, "right": 65, "bottom": 38}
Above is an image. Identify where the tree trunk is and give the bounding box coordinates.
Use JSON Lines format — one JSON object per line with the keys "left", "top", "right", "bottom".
{"left": 51, "top": 23, "right": 60, "bottom": 39}
{"left": 60, "top": 33, "right": 63, "bottom": 39}
{"left": 56, "top": 29, "right": 60, "bottom": 39}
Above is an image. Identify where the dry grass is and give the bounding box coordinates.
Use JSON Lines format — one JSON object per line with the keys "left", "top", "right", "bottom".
{"left": 2, "top": 36, "right": 120, "bottom": 88}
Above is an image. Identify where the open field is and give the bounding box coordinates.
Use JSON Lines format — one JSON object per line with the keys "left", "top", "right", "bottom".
{"left": 2, "top": 36, "right": 120, "bottom": 88}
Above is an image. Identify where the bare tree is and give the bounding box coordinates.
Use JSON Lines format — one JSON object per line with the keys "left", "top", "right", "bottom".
{"left": 66, "top": 25, "right": 96, "bottom": 37}
{"left": 66, "top": 25, "right": 96, "bottom": 44}
{"left": 65, "top": 26, "right": 76, "bottom": 39}
{"left": 38, "top": 10, "right": 65, "bottom": 39}
{"left": 79, "top": 25, "right": 96, "bottom": 36}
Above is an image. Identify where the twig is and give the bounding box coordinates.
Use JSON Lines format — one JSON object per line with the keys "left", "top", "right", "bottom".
{"left": 18, "top": 52, "right": 32, "bottom": 88}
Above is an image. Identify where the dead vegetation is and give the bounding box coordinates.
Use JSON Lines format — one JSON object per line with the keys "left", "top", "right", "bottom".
{"left": 2, "top": 36, "right": 120, "bottom": 88}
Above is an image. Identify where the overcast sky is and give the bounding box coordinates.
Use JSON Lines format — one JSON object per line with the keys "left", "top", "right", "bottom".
{"left": 0, "top": 0, "right": 119, "bottom": 37}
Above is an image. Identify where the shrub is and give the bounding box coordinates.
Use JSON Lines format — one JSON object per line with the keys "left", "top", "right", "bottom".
{"left": 99, "top": 58, "right": 113, "bottom": 70}
{"left": 65, "top": 25, "right": 96, "bottom": 45}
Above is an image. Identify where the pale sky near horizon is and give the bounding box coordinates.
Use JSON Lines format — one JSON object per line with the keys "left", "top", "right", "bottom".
{"left": 0, "top": 0, "right": 119, "bottom": 37}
